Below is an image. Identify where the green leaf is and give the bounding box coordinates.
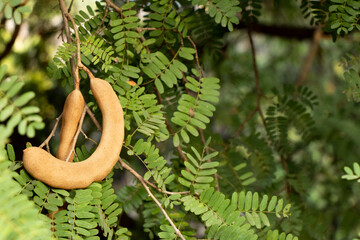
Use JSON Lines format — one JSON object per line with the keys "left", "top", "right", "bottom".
{"left": 200, "top": 162, "right": 219, "bottom": 169}
{"left": 259, "top": 212, "right": 270, "bottom": 226}
{"left": 7, "top": 112, "right": 21, "bottom": 128}
{"left": 26, "top": 124, "right": 35, "bottom": 138}
{"left": 155, "top": 78, "right": 164, "bottom": 94}
{"left": 268, "top": 196, "right": 277, "bottom": 211}
{"left": 181, "top": 170, "right": 195, "bottom": 181}
{"left": 195, "top": 176, "right": 213, "bottom": 183}
{"left": 0, "top": 105, "right": 15, "bottom": 121}
{"left": 275, "top": 199, "right": 284, "bottom": 215}
{"left": 6, "top": 144, "right": 15, "bottom": 161}
{"left": 186, "top": 124, "right": 199, "bottom": 136}
{"left": 180, "top": 129, "right": 190, "bottom": 143}
{"left": 122, "top": 1, "right": 136, "bottom": 10}
{"left": 13, "top": 91, "right": 35, "bottom": 107}
{"left": 4, "top": 5, "right": 13, "bottom": 19}
{"left": 252, "top": 192, "right": 259, "bottom": 210}
{"left": 259, "top": 195, "right": 268, "bottom": 211}
{"left": 184, "top": 161, "right": 197, "bottom": 175}
{"left": 18, "top": 118, "right": 27, "bottom": 135}
{"left": 13, "top": 9, "right": 21, "bottom": 24}
{"left": 10, "top": 0, "right": 22, "bottom": 7}
{"left": 245, "top": 191, "right": 252, "bottom": 211}
{"left": 245, "top": 212, "right": 255, "bottom": 225}
{"left": 354, "top": 162, "right": 360, "bottom": 175}
{"left": 7, "top": 81, "right": 24, "bottom": 98}
{"left": 173, "top": 133, "right": 180, "bottom": 147}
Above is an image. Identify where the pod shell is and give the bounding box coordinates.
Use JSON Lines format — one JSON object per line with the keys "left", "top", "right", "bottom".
{"left": 23, "top": 78, "right": 124, "bottom": 189}
{"left": 56, "top": 89, "right": 85, "bottom": 161}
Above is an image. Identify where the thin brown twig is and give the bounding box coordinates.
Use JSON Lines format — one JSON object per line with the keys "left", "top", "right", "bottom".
{"left": 67, "top": 0, "right": 74, "bottom": 13}
{"left": 137, "top": 27, "right": 158, "bottom": 31}
{"left": 64, "top": 12, "right": 95, "bottom": 80}
{"left": 186, "top": 36, "right": 203, "bottom": 78}
{"left": 0, "top": 24, "right": 21, "bottom": 61}
{"left": 80, "top": 129, "right": 98, "bottom": 145}
{"left": 59, "top": 0, "right": 77, "bottom": 88}
{"left": 104, "top": 0, "right": 122, "bottom": 15}
{"left": 141, "top": 177, "right": 185, "bottom": 239}
{"left": 95, "top": 4, "right": 110, "bottom": 35}
{"left": 137, "top": 27, "right": 150, "bottom": 54}
{"left": 234, "top": 108, "right": 258, "bottom": 138}
{"left": 296, "top": 27, "right": 322, "bottom": 87}
{"left": 119, "top": 158, "right": 189, "bottom": 195}
{"left": 85, "top": 105, "right": 102, "bottom": 131}
{"left": 118, "top": 157, "right": 186, "bottom": 240}
{"left": 247, "top": 28, "right": 266, "bottom": 128}
{"left": 39, "top": 113, "right": 63, "bottom": 150}
{"left": 65, "top": 105, "right": 87, "bottom": 162}
{"left": 280, "top": 154, "right": 291, "bottom": 196}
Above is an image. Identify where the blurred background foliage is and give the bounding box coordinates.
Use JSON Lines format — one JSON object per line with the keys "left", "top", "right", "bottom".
{"left": 2, "top": 0, "right": 360, "bottom": 239}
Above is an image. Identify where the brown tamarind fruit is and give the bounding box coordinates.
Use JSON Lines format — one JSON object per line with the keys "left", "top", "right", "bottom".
{"left": 23, "top": 78, "right": 124, "bottom": 189}
{"left": 56, "top": 89, "right": 85, "bottom": 161}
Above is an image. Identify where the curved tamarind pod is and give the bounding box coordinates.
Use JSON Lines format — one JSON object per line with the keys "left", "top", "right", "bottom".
{"left": 23, "top": 78, "right": 124, "bottom": 189}
{"left": 56, "top": 89, "right": 85, "bottom": 161}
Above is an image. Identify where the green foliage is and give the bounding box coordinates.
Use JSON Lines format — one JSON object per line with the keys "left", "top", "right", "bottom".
{"left": 109, "top": 2, "right": 141, "bottom": 59}
{"left": 178, "top": 139, "right": 219, "bottom": 192}
{"left": 121, "top": 87, "right": 169, "bottom": 142}
{"left": 0, "top": 145, "right": 52, "bottom": 240}
{"left": 8, "top": 143, "right": 130, "bottom": 240}
{"left": 182, "top": 187, "right": 290, "bottom": 239}
{"left": 0, "top": 65, "right": 44, "bottom": 142}
{"left": 172, "top": 77, "right": 220, "bottom": 145}
{"left": 7, "top": 0, "right": 360, "bottom": 239}
{"left": 239, "top": 0, "right": 262, "bottom": 24}
{"left": 328, "top": 0, "right": 360, "bottom": 36}
{"left": 116, "top": 185, "right": 148, "bottom": 213}
{"left": 74, "top": 3, "right": 109, "bottom": 40}
{"left": 217, "top": 146, "right": 256, "bottom": 194}
{"left": 342, "top": 162, "right": 360, "bottom": 182}
{"left": 0, "top": 0, "right": 32, "bottom": 24}
{"left": 265, "top": 230, "right": 299, "bottom": 240}
{"left": 265, "top": 85, "right": 316, "bottom": 155}
{"left": 141, "top": 50, "right": 194, "bottom": 93}
{"left": 189, "top": 0, "right": 241, "bottom": 31}
{"left": 300, "top": 0, "right": 329, "bottom": 25}
{"left": 342, "top": 54, "right": 360, "bottom": 102}
{"left": 81, "top": 35, "right": 115, "bottom": 72}
{"left": 129, "top": 139, "right": 174, "bottom": 191}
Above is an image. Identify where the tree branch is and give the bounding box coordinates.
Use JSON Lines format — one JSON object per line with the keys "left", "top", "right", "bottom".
{"left": 85, "top": 105, "right": 102, "bottom": 131}
{"left": 248, "top": 28, "right": 266, "bottom": 128}
{"left": 39, "top": 114, "right": 63, "bottom": 151}
{"left": 0, "top": 23, "right": 21, "bottom": 61}
{"left": 186, "top": 35, "right": 203, "bottom": 78}
{"left": 234, "top": 108, "right": 258, "bottom": 138}
{"left": 65, "top": 105, "right": 86, "bottom": 162}
{"left": 118, "top": 156, "right": 186, "bottom": 240}
{"left": 118, "top": 157, "right": 189, "bottom": 195}
{"left": 58, "top": 0, "right": 77, "bottom": 88}
{"left": 296, "top": 27, "right": 322, "bottom": 86}
{"left": 103, "top": 0, "right": 122, "bottom": 15}
{"left": 236, "top": 22, "right": 328, "bottom": 40}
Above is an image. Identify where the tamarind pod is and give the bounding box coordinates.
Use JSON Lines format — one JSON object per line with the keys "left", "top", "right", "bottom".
{"left": 23, "top": 78, "right": 124, "bottom": 189}
{"left": 56, "top": 89, "right": 85, "bottom": 161}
